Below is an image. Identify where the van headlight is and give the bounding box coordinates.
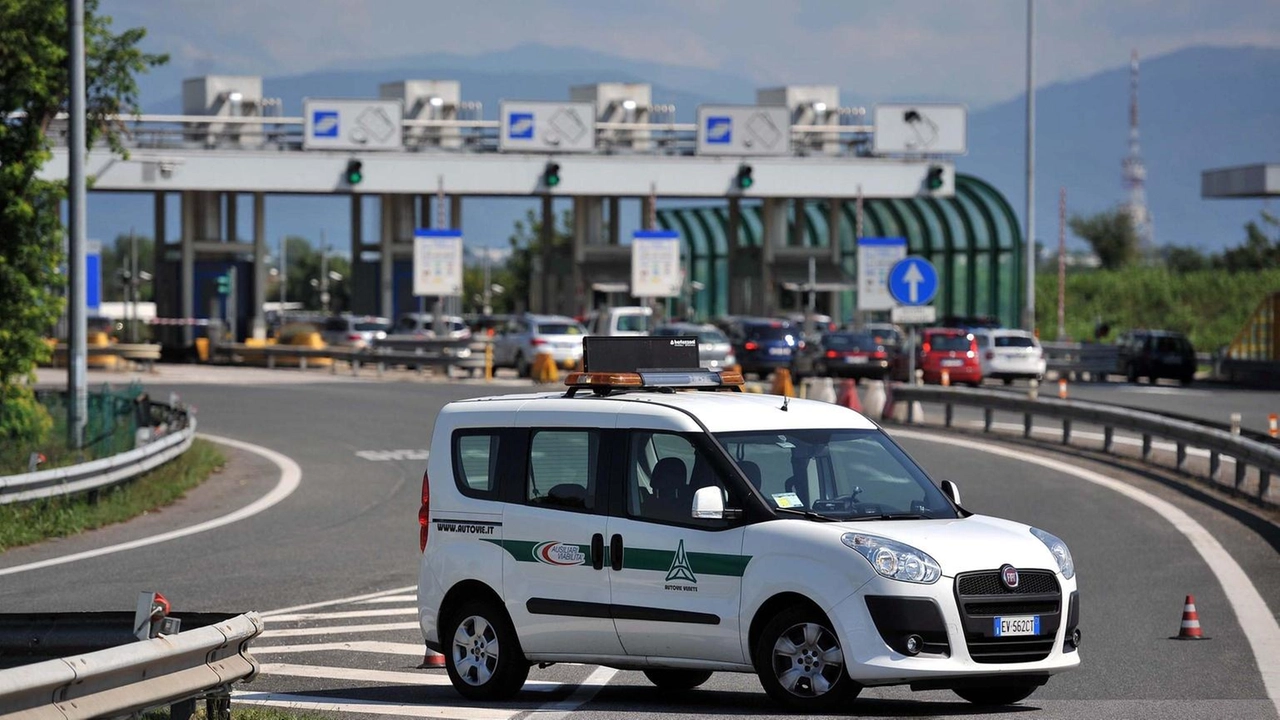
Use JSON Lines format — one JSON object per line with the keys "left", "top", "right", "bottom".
{"left": 842, "top": 533, "right": 941, "bottom": 584}
{"left": 1030, "top": 527, "right": 1074, "bottom": 579}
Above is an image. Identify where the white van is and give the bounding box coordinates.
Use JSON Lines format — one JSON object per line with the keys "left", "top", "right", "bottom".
{"left": 416, "top": 338, "right": 1081, "bottom": 711}
{"left": 585, "top": 305, "right": 652, "bottom": 336}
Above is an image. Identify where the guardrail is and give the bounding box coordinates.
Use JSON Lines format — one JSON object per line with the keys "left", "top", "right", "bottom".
{"left": 0, "top": 607, "right": 262, "bottom": 720}
{"left": 214, "top": 337, "right": 482, "bottom": 374}
{"left": 50, "top": 343, "right": 162, "bottom": 372}
{"left": 888, "top": 384, "right": 1278, "bottom": 507}
{"left": 0, "top": 401, "right": 194, "bottom": 505}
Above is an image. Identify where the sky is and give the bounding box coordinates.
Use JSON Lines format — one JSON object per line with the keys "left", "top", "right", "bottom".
{"left": 104, "top": 0, "right": 1280, "bottom": 110}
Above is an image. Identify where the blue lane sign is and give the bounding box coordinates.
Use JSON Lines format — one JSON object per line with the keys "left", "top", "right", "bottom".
{"left": 312, "top": 110, "right": 339, "bottom": 138}
{"left": 887, "top": 256, "right": 939, "bottom": 306}
{"left": 508, "top": 112, "right": 534, "bottom": 139}
{"left": 706, "top": 116, "right": 732, "bottom": 144}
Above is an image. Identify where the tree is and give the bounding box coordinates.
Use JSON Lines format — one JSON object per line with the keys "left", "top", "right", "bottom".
{"left": 0, "top": 0, "right": 166, "bottom": 444}
{"left": 1214, "top": 210, "right": 1280, "bottom": 272}
{"left": 506, "top": 208, "right": 573, "bottom": 312}
{"left": 279, "top": 236, "right": 351, "bottom": 312}
{"left": 1162, "top": 245, "right": 1210, "bottom": 273}
{"left": 1068, "top": 208, "right": 1139, "bottom": 270}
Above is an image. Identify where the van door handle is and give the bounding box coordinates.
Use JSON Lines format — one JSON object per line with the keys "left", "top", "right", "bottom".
{"left": 591, "top": 533, "right": 604, "bottom": 571}
{"left": 610, "top": 534, "right": 624, "bottom": 572}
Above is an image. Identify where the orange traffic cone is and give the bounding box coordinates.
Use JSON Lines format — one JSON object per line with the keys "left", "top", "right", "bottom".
{"left": 420, "top": 648, "right": 448, "bottom": 667}
{"left": 1171, "top": 595, "right": 1209, "bottom": 640}
{"left": 837, "top": 378, "right": 863, "bottom": 413}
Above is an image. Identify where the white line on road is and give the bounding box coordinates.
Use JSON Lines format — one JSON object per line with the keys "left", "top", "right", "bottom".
{"left": 251, "top": 640, "right": 426, "bottom": 657}
{"left": 897, "top": 428, "right": 1280, "bottom": 718}
{"left": 232, "top": 691, "right": 517, "bottom": 720}
{"left": 0, "top": 433, "right": 302, "bottom": 578}
{"left": 521, "top": 666, "right": 618, "bottom": 720}
{"left": 269, "top": 607, "right": 418, "bottom": 622}
{"left": 263, "top": 584, "right": 416, "bottom": 617}
{"left": 355, "top": 594, "right": 418, "bottom": 604}
{"left": 260, "top": 621, "right": 420, "bottom": 638}
{"left": 257, "top": 663, "right": 566, "bottom": 691}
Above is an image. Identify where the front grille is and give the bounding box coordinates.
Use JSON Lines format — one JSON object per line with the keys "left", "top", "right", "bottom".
{"left": 955, "top": 570, "right": 1061, "bottom": 664}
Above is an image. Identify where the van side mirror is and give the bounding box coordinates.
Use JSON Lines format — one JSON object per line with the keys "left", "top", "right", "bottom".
{"left": 940, "top": 480, "right": 962, "bottom": 507}
{"left": 692, "top": 486, "right": 725, "bottom": 519}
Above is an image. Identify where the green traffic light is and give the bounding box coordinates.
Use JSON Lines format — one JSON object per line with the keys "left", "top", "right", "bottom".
{"left": 736, "top": 165, "right": 754, "bottom": 189}
{"left": 544, "top": 162, "right": 561, "bottom": 188}
{"left": 345, "top": 160, "right": 363, "bottom": 185}
{"left": 926, "top": 165, "right": 944, "bottom": 191}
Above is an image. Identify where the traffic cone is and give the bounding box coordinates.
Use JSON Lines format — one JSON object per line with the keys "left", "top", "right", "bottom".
{"left": 1170, "top": 595, "right": 1209, "bottom": 640}
{"left": 420, "top": 648, "right": 448, "bottom": 667}
{"left": 837, "top": 378, "right": 863, "bottom": 413}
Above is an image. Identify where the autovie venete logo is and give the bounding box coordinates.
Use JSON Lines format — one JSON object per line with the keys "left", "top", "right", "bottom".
{"left": 533, "top": 541, "right": 586, "bottom": 566}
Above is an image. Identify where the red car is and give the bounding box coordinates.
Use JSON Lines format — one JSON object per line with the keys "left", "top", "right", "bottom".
{"left": 917, "top": 328, "right": 982, "bottom": 386}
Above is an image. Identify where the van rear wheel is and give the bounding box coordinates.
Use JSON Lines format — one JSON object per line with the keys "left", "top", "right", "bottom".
{"left": 443, "top": 600, "right": 529, "bottom": 700}
{"left": 642, "top": 669, "right": 713, "bottom": 691}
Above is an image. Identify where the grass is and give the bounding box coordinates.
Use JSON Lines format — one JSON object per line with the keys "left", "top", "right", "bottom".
{"left": 0, "top": 438, "right": 225, "bottom": 553}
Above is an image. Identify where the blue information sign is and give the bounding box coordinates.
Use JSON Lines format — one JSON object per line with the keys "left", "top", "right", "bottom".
{"left": 887, "top": 256, "right": 938, "bottom": 306}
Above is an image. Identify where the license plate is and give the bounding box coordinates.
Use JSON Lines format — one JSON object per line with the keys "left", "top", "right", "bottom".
{"left": 768, "top": 347, "right": 790, "bottom": 356}
{"left": 994, "top": 615, "right": 1040, "bottom": 637}
{"left": 941, "top": 359, "right": 963, "bottom": 367}
{"left": 845, "top": 356, "right": 868, "bottom": 364}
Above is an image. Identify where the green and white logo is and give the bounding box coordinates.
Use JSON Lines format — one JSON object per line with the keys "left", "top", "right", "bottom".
{"left": 665, "top": 539, "right": 698, "bottom": 583}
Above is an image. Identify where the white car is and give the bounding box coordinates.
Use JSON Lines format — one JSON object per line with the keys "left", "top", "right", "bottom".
{"left": 974, "top": 329, "right": 1047, "bottom": 384}
{"left": 417, "top": 339, "right": 1080, "bottom": 711}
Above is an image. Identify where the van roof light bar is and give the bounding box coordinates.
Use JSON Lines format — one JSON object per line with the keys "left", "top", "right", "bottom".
{"left": 564, "top": 337, "right": 743, "bottom": 396}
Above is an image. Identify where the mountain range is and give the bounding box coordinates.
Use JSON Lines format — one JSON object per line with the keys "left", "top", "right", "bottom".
{"left": 88, "top": 43, "right": 1279, "bottom": 257}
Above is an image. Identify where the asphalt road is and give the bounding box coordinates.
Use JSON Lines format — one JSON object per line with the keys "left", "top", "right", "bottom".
{"left": 5, "top": 367, "right": 1279, "bottom": 719}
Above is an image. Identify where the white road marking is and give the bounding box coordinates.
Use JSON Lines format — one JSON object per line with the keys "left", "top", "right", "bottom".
{"left": 257, "top": 663, "right": 565, "bottom": 691}
{"left": 897, "top": 428, "right": 1280, "bottom": 717}
{"left": 269, "top": 608, "right": 418, "bottom": 622}
{"left": 251, "top": 640, "right": 426, "bottom": 657}
{"left": 1113, "top": 386, "right": 1213, "bottom": 396}
{"left": 355, "top": 595, "right": 418, "bottom": 604}
{"left": 522, "top": 666, "right": 618, "bottom": 720}
{"left": 0, "top": 433, "right": 302, "bottom": 578}
{"left": 263, "top": 584, "right": 416, "bottom": 617}
{"left": 232, "top": 692, "right": 517, "bottom": 720}
{"left": 260, "top": 621, "right": 420, "bottom": 638}
{"left": 356, "top": 449, "right": 430, "bottom": 462}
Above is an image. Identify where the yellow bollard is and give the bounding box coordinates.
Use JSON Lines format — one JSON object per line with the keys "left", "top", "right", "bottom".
{"left": 485, "top": 343, "right": 493, "bottom": 382}
{"left": 770, "top": 368, "right": 795, "bottom": 397}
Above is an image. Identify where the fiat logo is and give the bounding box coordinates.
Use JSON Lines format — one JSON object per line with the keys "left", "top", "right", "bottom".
{"left": 1000, "top": 564, "right": 1020, "bottom": 590}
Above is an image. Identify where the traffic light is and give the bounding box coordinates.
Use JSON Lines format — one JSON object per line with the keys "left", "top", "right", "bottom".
{"left": 926, "top": 165, "right": 945, "bottom": 191}
{"left": 216, "top": 274, "right": 231, "bottom": 296}
{"left": 543, "top": 162, "right": 561, "bottom": 188}
{"left": 345, "top": 159, "right": 364, "bottom": 185}
{"left": 735, "top": 163, "right": 754, "bottom": 190}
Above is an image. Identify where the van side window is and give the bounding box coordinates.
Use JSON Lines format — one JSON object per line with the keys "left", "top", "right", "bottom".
{"left": 627, "top": 431, "right": 734, "bottom": 527}
{"left": 452, "top": 431, "right": 501, "bottom": 498}
{"left": 527, "top": 430, "right": 599, "bottom": 511}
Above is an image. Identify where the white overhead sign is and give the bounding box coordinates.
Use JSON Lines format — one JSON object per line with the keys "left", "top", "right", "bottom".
{"left": 499, "top": 101, "right": 597, "bottom": 153}
{"left": 857, "top": 237, "right": 908, "bottom": 311}
{"left": 631, "top": 230, "right": 682, "bottom": 298}
{"left": 873, "top": 104, "right": 967, "bottom": 155}
{"left": 695, "top": 105, "right": 791, "bottom": 156}
{"left": 303, "top": 98, "right": 404, "bottom": 151}
{"left": 413, "top": 229, "right": 463, "bottom": 297}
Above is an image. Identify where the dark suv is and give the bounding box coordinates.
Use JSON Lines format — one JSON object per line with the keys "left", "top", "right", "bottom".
{"left": 725, "top": 318, "right": 800, "bottom": 378}
{"left": 1116, "top": 329, "right": 1197, "bottom": 385}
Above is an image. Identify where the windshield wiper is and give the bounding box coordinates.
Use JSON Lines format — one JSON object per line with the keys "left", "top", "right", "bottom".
{"left": 845, "top": 512, "right": 930, "bottom": 521}
{"left": 773, "top": 506, "right": 840, "bottom": 522}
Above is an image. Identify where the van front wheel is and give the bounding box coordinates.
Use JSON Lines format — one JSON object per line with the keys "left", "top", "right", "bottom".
{"left": 754, "top": 605, "right": 859, "bottom": 711}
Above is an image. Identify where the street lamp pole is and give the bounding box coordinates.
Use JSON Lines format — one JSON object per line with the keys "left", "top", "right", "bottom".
{"left": 1023, "top": 0, "right": 1037, "bottom": 333}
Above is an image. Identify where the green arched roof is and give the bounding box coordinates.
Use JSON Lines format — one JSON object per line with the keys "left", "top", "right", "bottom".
{"left": 655, "top": 173, "right": 1024, "bottom": 326}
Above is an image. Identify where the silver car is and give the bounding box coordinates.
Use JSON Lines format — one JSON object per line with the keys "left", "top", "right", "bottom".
{"left": 491, "top": 313, "right": 587, "bottom": 377}
{"left": 320, "top": 314, "right": 391, "bottom": 349}
{"left": 651, "top": 322, "right": 737, "bottom": 370}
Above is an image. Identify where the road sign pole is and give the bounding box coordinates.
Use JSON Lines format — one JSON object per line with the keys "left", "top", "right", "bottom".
{"left": 66, "top": 0, "right": 88, "bottom": 449}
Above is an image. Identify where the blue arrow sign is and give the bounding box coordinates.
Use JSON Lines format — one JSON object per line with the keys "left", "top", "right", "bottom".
{"left": 888, "top": 256, "right": 938, "bottom": 306}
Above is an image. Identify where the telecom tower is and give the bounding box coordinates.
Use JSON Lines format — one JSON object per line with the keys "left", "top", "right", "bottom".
{"left": 1122, "top": 49, "right": 1154, "bottom": 253}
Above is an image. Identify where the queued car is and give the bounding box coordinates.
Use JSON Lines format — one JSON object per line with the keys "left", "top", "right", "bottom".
{"left": 792, "top": 331, "right": 895, "bottom": 380}
{"left": 724, "top": 317, "right": 800, "bottom": 378}
{"left": 916, "top": 328, "right": 982, "bottom": 386}
{"left": 395, "top": 313, "right": 473, "bottom": 341}
{"left": 584, "top": 305, "right": 653, "bottom": 337}
{"left": 417, "top": 337, "right": 1081, "bottom": 711}
{"left": 973, "top": 329, "right": 1046, "bottom": 385}
{"left": 319, "top": 314, "right": 391, "bottom": 349}
{"left": 861, "top": 322, "right": 905, "bottom": 350}
{"left": 491, "top": 313, "right": 587, "bottom": 377}
{"left": 651, "top": 322, "right": 737, "bottom": 369}
{"left": 1115, "top": 329, "right": 1197, "bottom": 385}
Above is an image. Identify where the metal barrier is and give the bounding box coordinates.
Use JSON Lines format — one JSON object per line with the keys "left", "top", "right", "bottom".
{"left": 0, "top": 401, "right": 195, "bottom": 505}
{"left": 889, "top": 384, "right": 1278, "bottom": 507}
{"left": 215, "top": 337, "right": 481, "bottom": 374}
{"left": 0, "top": 608, "right": 262, "bottom": 720}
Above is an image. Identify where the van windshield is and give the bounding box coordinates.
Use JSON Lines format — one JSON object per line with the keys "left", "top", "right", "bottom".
{"left": 715, "top": 429, "right": 957, "bottom": 520}
{"left": 617, "top": 314, "right": 649, "bottom": 333}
